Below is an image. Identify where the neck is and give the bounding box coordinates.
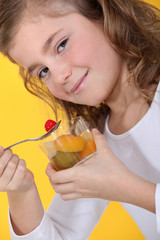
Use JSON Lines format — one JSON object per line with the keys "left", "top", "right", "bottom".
{"left": 105, "top": 61, "right": 137, "bottom": 112}
{"left": 105, "top": 61, "right": 149, "bottom": 134}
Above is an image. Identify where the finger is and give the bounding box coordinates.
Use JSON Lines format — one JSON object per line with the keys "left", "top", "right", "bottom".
{"left": 0, "top": 146, "right": 4, "bottom": 157}
{"left": 51, "top": 182, "right": 75, "bottom": 194}
{"left": 0, "top": 149, "right": 13, "bottom": 176}
{"left": 8, "top": 159, "right": 28, "bottom": 190}
{"left": 47, "top": 165, "right": 76, "bottom": 184}
{"left": 8, "top": 159, "right": 26, "bottom": 187}
{"left": 92, "top": 128, "right": 109, "bottom": 151}
{"left": 0, "top": 154, "right": 19, "bottom": 188}
{"left": 60, "top": 192, "right": 82, "bottom": 201}
{"left": 46, "top": 163, "right": 57, "bottom": 176}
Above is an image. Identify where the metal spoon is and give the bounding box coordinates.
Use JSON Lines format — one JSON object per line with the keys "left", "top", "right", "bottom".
{"left": 4, "top": 120, "right": 61, "bottom": 150}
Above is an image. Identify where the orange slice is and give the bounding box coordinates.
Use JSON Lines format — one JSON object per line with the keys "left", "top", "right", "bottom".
{"left": 80, "top": 139, "right": 96, "bottom": 160}
{"left": 54, "top": 134, "right": 85, "bottom": 152}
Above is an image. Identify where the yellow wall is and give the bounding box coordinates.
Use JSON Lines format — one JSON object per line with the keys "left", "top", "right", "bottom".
{"left": 0, "top": 0, "right": 159, "bottom": 239}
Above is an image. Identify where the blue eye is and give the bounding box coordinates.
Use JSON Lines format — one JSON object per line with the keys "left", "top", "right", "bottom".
{"left": 38, "top": 67, "right": 49, "bottom": 79}
{"left": 57, "top": 39, "right": 68, "bottom": 53}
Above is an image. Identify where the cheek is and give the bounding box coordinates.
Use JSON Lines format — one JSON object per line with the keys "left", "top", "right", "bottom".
{"left": 69, "top": 34, "right": 119, "bottom": 72}
{"left": 68, "top": 35, "right": 97, "bottom": 66}
{"left": 47, "top": 84, "right": 68, "bottom": 101}
{"left": 43, "top": 81, "right": 58, "bottom": 98}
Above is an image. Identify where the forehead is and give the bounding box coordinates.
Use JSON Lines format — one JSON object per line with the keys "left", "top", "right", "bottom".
{"left": 8, "top": 1, "right": 76, "bottom": 56}
{"left": 13, "top": 13, "right": 74, "bottom": 43}
{"left": 8, "top": 12, "right": 82, "bottom": 67}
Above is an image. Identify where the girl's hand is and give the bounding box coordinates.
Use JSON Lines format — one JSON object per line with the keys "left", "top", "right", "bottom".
{"left": 46, "top": 129, "right": 132, "bottom": 201}
{"left": 46, "top": 129, "right": 156, "bottom": 213}
{"left": 0, "top": 146, "right": 34, "bottom": 192}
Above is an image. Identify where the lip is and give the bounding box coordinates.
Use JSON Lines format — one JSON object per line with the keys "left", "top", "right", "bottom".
{"left": 71, "top": 70, "right": 88, "bottom": 95}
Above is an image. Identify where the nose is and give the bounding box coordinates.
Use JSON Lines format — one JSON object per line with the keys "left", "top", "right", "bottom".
{"left": 50, "top": 61, "right": 72, "bottom": 85}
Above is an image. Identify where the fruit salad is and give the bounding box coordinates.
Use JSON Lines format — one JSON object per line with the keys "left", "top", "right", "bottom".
{"left": 44, "top": 129, "right": 96, "bottom": 170}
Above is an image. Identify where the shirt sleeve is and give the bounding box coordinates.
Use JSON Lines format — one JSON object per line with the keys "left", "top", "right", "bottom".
{"left": 9, "top": 210, "right": 63, "bottom": 240}
{"left": 156, "top": 183, "right": 160, "bottom": 233}
{"left": 9, "top": 194, "right": 109, "bottom": 240}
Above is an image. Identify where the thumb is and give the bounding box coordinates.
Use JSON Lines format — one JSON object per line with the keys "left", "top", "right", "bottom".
{"left": 46, "top": 163, "right": 57, "bottom": 177}
{"left": 91, "top": 128, "right": 109, "bottom": 151}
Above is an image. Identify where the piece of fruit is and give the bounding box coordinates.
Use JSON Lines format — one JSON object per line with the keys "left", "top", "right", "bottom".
{"left": 80, "top": 139, "right": 96, "bottom": 160}
{"left": 51, "top": 151, "right": 80, "bottom": 170}
{"left": 45, "top": 119, "right": 57, "bottom": 132}
{"left": 54, "top": 134, "right": 85, "bottom": 152}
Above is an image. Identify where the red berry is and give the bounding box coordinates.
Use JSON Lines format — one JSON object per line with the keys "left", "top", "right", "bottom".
{"left": 45, "top": 119, "right": 57, "bottom": 132}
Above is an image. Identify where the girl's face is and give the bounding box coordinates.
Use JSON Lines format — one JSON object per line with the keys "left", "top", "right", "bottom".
{"left": 9, "top": 12, "right": 124, "bottom": 106}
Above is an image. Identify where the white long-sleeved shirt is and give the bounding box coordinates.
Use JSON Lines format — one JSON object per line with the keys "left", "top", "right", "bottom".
{"left": 9, "top": 84, "right": 160, "bottom": 239}
{"left": 104, "top": 83, "right": 160, "bottom": 239}
{"left": 9, "top": 196, "right": 108, "bottom": 240}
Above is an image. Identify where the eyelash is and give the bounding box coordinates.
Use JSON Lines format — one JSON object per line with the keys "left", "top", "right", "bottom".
{"left": 57, "top": 38, "right": 68, "bottom": 53}
{"left": 38, "top": 67, "right": 49, "bottom": 79}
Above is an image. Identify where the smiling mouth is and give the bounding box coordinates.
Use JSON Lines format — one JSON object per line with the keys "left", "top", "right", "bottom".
{"left": 71, "top": 71, "right": 89, "bottom": 94}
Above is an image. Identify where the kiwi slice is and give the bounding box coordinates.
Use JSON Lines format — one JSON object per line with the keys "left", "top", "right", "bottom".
{"left": 51, "top": 151, "right": 80, "bottom": 170}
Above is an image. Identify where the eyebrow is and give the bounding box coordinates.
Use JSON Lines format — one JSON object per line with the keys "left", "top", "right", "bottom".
{"left": 42, "top": 29, "right": 63, "bottom": 53}
{"left": 27, "top": 29, "right": 63, "bottom": 74}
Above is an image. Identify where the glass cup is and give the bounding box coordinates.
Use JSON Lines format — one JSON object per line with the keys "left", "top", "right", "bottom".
{"left": 39, "top": 116, "right": 96, "bottom": 170}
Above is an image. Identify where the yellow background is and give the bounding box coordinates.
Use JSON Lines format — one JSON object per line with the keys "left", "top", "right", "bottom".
{"left": 0, "top": 0, "right": 159, "bottom": 239}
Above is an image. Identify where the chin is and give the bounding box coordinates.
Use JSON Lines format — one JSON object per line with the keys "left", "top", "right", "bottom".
{"left": 71, "top": 94, "right": 107, "bottom": 106}
{"left": 90, "top": 97, "right": 107, "bottom": 106}
{"left": 83, "top": 99, "right": 106, "bottom": 107}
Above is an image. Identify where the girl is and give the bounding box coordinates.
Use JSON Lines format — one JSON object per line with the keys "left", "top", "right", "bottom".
{"left": 0, "top": 0, "right": 160, "bottom": 239}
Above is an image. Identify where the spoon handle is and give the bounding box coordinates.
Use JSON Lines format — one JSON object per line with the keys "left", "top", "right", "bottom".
{"left": 4, "top": 121, "right": 61, "bottom": 150}
{"left": 4, "top": 138, "right": 33, "bottom": 150}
